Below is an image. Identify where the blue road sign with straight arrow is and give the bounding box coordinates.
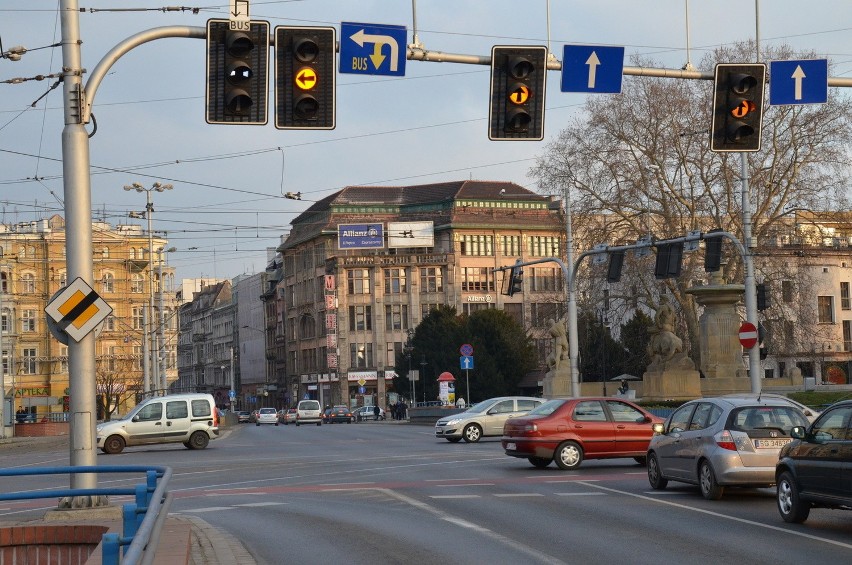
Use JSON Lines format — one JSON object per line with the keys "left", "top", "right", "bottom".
{"left": 460, "top": 356, "right": 474, "bottom": 370}
{"left": 561, "top": 45, "right": 624, "bottom": 94}
{"left": 769, "top": 59, "right": 828, "bottom": 106}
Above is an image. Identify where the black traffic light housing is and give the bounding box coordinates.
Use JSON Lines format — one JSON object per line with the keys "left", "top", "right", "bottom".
{"left": 704, "top": 228, "right": 725, "bottom": 272}
{"left": 756, "top": 283, "right": 769, "bottom": 311}
{"left": 489, "top": 46, "right": 547, "bottom": 141}
{"left": 654, "top": 243, "right": 683, "bottom": 279}
{"left": 607, "top": 250, "right": 625, "bottom": 283}
{"left": 506, "top": 260, "right": 524, "bottom": 297}
{"left": 276, "top": 26, "right": 336, "bottom": 130}
{"left": 206, "top": 19, "right": 270, "bottom": 125}
{"left": 711, "top": 63, "right": 766, "bottom": 152}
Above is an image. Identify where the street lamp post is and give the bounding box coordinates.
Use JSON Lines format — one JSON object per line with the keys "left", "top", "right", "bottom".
{"left": 124, "top": 182, "right": 172, "bottom": 395}
{"left": 420, "top": 356, "right": 427, "bottom": 405}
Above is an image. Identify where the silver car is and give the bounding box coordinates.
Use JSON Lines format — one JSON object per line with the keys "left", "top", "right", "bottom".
{"left": 435, "top": 396, "right": 545, "bottom": 443}
{"left": 647, "top": 396, "right": 810, "bottom": 500}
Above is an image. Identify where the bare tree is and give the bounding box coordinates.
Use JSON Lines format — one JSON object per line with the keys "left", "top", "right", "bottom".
{"left": 95, "top": 354, "right": 142, "bottom": 421}
{"left": 531, "top": 41, "right": 852, "bottom": 367}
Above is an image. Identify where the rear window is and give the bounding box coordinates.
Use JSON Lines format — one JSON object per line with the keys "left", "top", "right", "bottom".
{"left": 527, "top": 399, "right": 568, "bottom": 416}
{"left": 299, "top": 401, "right": 320, "bottom": 410}
{"left": 192, "top": 399, "right": 212, "bottom": 417}
{"left": 260, "top": 408, "right": 277, "bottom": 414}
{"left": 730, "top": 406, "right": 808, "bottom": 434}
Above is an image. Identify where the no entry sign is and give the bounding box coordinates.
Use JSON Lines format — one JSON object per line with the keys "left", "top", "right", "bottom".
{"left": 739, "top": 322, "right": 758, "bottom": 349}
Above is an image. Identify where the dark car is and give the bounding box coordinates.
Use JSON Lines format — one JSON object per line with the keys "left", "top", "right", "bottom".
{"left": 776, "top": 400, "right": 852, "bottom": 523}
{"left": 502, "top": 397, "right": 663, "bottom": 469}
{"left": 322, "top": 407, "right": 334, "bottom": 424}
{"left": 327, "top": 405, "right": 354, "bottom": 424}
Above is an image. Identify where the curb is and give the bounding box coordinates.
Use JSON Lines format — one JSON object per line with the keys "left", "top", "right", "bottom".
{"left": 172, "top": 514, "right": 257, "bottom": 565}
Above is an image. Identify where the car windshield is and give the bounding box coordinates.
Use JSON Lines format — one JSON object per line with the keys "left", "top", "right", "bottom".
{"left": 526, "top": 399, "right": 568, "bottom": 416}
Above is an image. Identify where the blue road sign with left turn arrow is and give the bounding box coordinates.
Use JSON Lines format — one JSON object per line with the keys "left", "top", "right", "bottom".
{"left": 460, "top": 356, "right": 474, "bottom": 370}
{"left": 339, "top": 22, "right": 407, "bottom": 76}
{"left": 561, "top": 45, "right": 624, "bottom": 93}
{"left": 769, "top": 59, "right": 827, "bottom": 106}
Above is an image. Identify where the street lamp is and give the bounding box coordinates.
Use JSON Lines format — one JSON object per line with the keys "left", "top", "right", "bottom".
{"left": 124, "top": 181, "right": 173, "bottom": 395}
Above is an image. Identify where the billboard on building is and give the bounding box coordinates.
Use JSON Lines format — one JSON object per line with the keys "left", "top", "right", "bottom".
{"left": 388, "top": 221, "right": 434, "bottom": 248}
{"left": 338, "top": 223, "right": 384, "bottom": 249}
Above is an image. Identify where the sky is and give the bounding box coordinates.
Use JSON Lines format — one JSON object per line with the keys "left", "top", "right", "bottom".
{"left": 1, "top": 0, "right": 850, "bottom": 283}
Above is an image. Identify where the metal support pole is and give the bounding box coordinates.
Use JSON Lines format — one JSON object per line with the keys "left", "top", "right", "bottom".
{"left": 60, "top": 0, "right": 100, "bottom": 496}
{"left": 146, "top": 193, "right": 159, "bottom": 394}
{"left": 230, "top": 347, "right": 235, "bottom": 413}
{"left": 564, "top": 185, "right": 580, "bottom": 397}
{"left": 741, "top": 153, "right": 762, "bottom": 392}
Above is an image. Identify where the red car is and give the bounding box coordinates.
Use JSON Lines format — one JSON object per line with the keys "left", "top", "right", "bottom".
{"left": 502, "top": 397, "right": 664, "bottom": 470}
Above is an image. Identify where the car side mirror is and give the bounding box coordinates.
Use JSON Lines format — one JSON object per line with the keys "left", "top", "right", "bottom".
{"left": 638, "top": 415, "right": 652, "bottom": 424}
{"left": 652, "top": 422, "right": 665, "bottom": 434}
{"left": 131, "top": 415, "right": 140, "bottom": 422}
{"left": 790, "top": 426, "right": 806, "bottom": 439}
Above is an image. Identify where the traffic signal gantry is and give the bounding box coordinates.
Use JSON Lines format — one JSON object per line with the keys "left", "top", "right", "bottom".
{"left": 488, "top": 46, "right": 547, "bottom": 141}
{"left": 505, "top": 259, "right": 524, "bottom": 297}
{"left": 206, "top": 19, "right": 270, "bottom": 125}
{"left": 275, "top": 26, "right": 336, "bottom": 130}
{"left": 711, "top": 63, "right": 767, "bottom": 152}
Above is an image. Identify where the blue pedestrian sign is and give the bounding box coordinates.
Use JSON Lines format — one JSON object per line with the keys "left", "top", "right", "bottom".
{"left": 769, "top": 59, "right": 828, "bottom": 106}
{"left": 561, "top": 45, "right": 624, "bottom": 93}
{"left": 339, "top": 22, "right": 407, "bottom": 76}
{"left": 460, "top": 356, "right": 474, "bottom": 370}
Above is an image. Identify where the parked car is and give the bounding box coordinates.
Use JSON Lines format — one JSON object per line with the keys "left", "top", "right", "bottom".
{"left": 353, "top": 406, "right": 385, "bottom": 421}
{"left": 720, "top": 393, "right": 821, "bottom": 423}
{"left": 256, "top": 407, "right": 279, "bottom": 426}
{"left": 647, "top": 396, "right": 810, "bottom": 500}
{"left": 237, "top": 411, "right": 251, "bottom": 424}
{"left": 249, "top": 410, "right": 259, "bottom": 423}
{"left": 279, "top": 408, "right": 298, "bottom": 425}
{"left": 436, "top": 396, "right": 546, "bottom": 443}
{"left": 502, "top": 397, "right": 663, "bottom": 469}
{"left": 327, "top": 405, "right": 354, "bottom": 424}
{"left": 296, "top": 399, "right": 323, "bottom": 426}
{"left": 776, "top": 399, "right": 852, "bottom": 523}
{"left": 96, "top": 393, "right": 219, "bottom": 454}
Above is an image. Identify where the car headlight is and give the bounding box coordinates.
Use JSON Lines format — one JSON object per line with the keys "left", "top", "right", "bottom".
{"left": 444, "top": 419, "right": 463, "bottom": 426}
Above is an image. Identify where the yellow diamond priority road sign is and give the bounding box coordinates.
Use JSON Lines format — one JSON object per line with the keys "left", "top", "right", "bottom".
{"left": 45, "top": 277, "right": 112, "bottom": 343}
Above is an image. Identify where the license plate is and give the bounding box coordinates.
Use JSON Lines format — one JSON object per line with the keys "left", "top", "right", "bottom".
{"left": 753, "top": 438, "right": 792, "bottom": 449}
{"left": 505, "top": 442, "right": 516, "bottom": 451}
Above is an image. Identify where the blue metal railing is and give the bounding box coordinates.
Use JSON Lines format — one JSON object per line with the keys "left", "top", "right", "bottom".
{"left": 0, "top": 465, "right": 172, "bottom": 565}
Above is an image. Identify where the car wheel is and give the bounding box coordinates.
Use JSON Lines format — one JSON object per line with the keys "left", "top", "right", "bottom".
{"left": 275, "top": 422, "right": 279, "bottom": 426}
{"left": 188, "top": 431, "right": 210, "bottom": 450}
{"left": 296, "top": 422, "right": 300, "bottom": 426}
{"left": 103, "top": 435, "right": 125, "bottom": 455}
{"left": 647, "top": 453, "right": 668, "bottom": 490}
{"left": 256, "top": 422, "right": 260, "bottom": 426}
{"left": 633, "top": 456, "right": 647, "bottom": 466}
{"left": 777, "top": 471, "right": 810, "bottom": 523}
{"left": 699, "top": 460, "right": 724, "bottom": 500}
{"left": 317, "top": 422, "right": 322, "bottom": 426}
{"left": 462, "top": 423, "right": 483, "bottom": 443}
{"left": 554, "top": 441, "right": 583, "bottom": 470}
{"left": 446, "top": 437, "right": 462, "bottom": 443}
{"left": 528, "top": 457, "right": 552, "bottom": 469}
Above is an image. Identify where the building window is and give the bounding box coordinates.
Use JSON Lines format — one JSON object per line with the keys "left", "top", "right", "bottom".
{"left": 59, "top": 271, "right": 67, "bottom": 287}
{"left": 530, "top": 267, "right": 563, "bottom": 292}
{"left": 460, "top": 235, "right": 494, "bottom": 256}
{"left": 844, "top": 320, "right": 851, "bottom": 352}
{"left": 531, "top": 302, "right": 566, "bottom": 327}
{"left": 421, "top": 303, "right": 440, "bottom": 319}
{"left": 347, "top": 269, "right": 371, "bottom": 294}
{"left": 529, "top": 236, "right": 560, "bottom": 258}
{"left": 21, "top": 272, "right": 35, "bottom": 293}
{"left": 385, "top": 304, "right": 409, "bottom": 331}
{"left": 349, "top": 305, "right": 372, "bottom": 331}
{"left": 102, "top": 272, "right": 115, "bottom": 293}
{"left": 463, "top": 302, "right": 494, "bottom": 315}
{"left": 461, "top": 267, "right": 494, "bottom": 292}
{"left": 500, "top": 235, "right": 521, "bottom": 257}
{"left": 349, "top": 343, "right": 374, "bottom": 368}
{"left": 384, "top": 268, "right": 407, "bottom": 294}
{"left": 22, "top": 309, "right": 36, "bottom": 332}
{"left": 59, "top": 345, "right": 69, "bottom": 373}
{"left": 131, "top": 273, "right": 144, "bottom": 293}
{"left": 818, "top": 296, "right": 834, "bottom": 324}
{"left": 1, "top": 348, "right": 8, "bottom": 376}
{"left": 420, "top": 267, "right": 443, "bottom": 293}
{"left": 22, "top": 348, "right": 37, "bottom": 374}
{"left": 842, "top": 282, "right": 851, "bottom": 310}
{"left": 134, "top": 345, "right": 142, "bottom": 370}
{"left": 1, "top": 308, "right": 9, "bottom": 332}
{"left": 0, "top": 272, "right": 7, "bottom": 292}
{"left": 781, "top": 280, "right": 794, "bottom": 303}
{"left": 299, "top": 314, "right": 316, "bottom": 339}
{"left": 132, "top": 306, "right": 144, "bottom": 330}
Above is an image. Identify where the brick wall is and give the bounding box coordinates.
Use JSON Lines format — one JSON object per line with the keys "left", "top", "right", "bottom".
{"left": 12, "top": 422, "right": 70, "bottom": 437}
{"left": 0, "top": 524, "right": 108, "bottom": 564}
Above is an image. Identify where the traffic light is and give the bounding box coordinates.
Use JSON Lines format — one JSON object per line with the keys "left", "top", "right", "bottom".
{"left": 607, "top": 250, "right": 625, "bottom": 283}
{"left": 704, "top": 229, "right": 724, "bottom": 272}
{"left": 654, "top": 243, "right": 683, "bottom": 279}
{"left": 757, "top": 283, "right": 769, "bottom": 311}
{"left": 710, "top": 63, "right": 766, "bottom": 152}
{"left": 206, "top": 20, "right": 270, "bottom": 125}
{"left": 506, "top": 260, "right": 524, "bottom": 296}
{"left": 489, "top": 46, "right": 547, "bottom": 141}
{"left": 276, "top": 26, "right": 336, "bottom": 130}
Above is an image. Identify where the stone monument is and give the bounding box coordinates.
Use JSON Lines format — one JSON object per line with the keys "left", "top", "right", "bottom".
{"left": 642, "top": 297, "right": 702, "bottom": 401}
{"left": 542, "top": 317, "right": 572, "bottom": 397}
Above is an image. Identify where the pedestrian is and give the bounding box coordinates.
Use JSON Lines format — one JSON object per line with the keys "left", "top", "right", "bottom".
{"left": 373, "top": 404, "right": 380, "bottom": 421}
{"left": 16, "top": 407, "right": 27, "bottom": 424}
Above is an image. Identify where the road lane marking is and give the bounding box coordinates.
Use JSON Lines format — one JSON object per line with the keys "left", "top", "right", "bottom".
{"left": 234, "top": 502, "right": 288, "bottom": 507}
{"left": 184, "top": 507, "right": 231, "bottom": 513}
{"left": 555, "top": 492, "right": 605, "bottom": 496}
{"left": 318, "top": 482, "right": 376, "bottom": 486}
{"left": 436, "top": 483, "right": 494, "bottom": 487}
{"left": 578, "top": 481, "right": 852, "bottom": 550}
{"left": 426, "top": 478, "right": 480, "bottom": 482}
{"left": 429, "top": 495, "right": 480, "bottom": 499}
{"left": 494, "top": 493, "right": 544, "bottom": 497}
{"left": 382, "top": 488, "right": 565, "bottom": 564}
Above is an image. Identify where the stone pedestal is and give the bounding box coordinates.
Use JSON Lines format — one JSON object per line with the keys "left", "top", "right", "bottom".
{"left": 642, "top": 368, "right": 702, "bottom": 401}
{"left": 543, "top": 367, "right": 571, "bottom": 398}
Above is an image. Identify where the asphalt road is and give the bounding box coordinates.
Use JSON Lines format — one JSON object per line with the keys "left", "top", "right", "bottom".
{"left": 2, "top": 423, "right": 851, "bottom": 564}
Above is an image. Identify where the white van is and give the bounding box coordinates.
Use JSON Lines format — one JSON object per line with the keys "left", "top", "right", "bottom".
{"left": 296, "top": 399, "right": 323, "bottom": 426}
{"left": 96, "top": 393, "right": 220, "bottom": 454}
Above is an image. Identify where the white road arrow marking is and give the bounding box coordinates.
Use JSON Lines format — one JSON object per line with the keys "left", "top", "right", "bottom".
{"left": 585, "top": 51, "right": 601, "bottom": 89}
{"left": 792, "top": 65, "right": 806, "bottom": 101}
{"left": 351, "top": 29, "right": 399, "bottom": 72}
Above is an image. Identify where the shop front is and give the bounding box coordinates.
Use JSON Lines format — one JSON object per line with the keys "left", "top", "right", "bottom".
{"left": 347, "top": 370, "right": 396, "bottom": 409}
